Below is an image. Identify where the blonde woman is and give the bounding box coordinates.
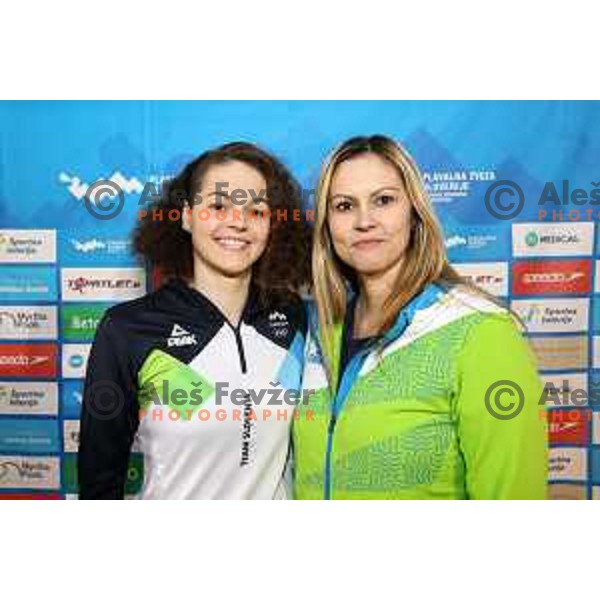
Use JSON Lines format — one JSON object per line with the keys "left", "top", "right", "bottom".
{"left": 293, "top": 135, "right": 547, "bottom": 500}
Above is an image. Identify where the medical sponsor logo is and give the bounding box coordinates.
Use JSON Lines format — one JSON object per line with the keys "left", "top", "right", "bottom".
{"left": 61, "top": 267, "right": 146, "bottom": 302}
{"left": 61, "top": 304, "right": 110, "bottom": 341}
{"left": 0, "top": 456, "right": 60, "bottom": 490}
{"left": 167, "top": 324, "right": 197, "bottom": 347}
{"left": 0, "top": 229, "right": 56, "bottom": 263}
{"left": 547, "top": 410, "right": 590, "bottom": 445}
{"left": 0, "top": 306, "right": 58, "bottom": 340}
{"left": 0, "top": 343, "right": 58, "bottom": 378}
{"left": 60, "top": 230, "right": 135, "bottom": 266}
{"left": 539, "top": 372, "right": 589, "bottom": 407}
{"left": 548, "top": 447, "right": 587, "bottom": 481}
{"left": 62, "top": 344, "right": 91, "bottom": 379}
{"left": 61, "top": 380, "right": 83, "bottom": 419}
{"left": 451, "top": 262, "right": 508, "bottom": 296}
{"left": 529, "top": 336, "right": 588, "bottom": 371}
{"left": 511, "top": 298, "right": 588, "bottom": 333}
{"left": 63, "top": 420, "right": 80, "bottom": 452}
{"left": 548, "top": 483, "right": 587, "bottom": 500}
{"left": 0, "top": 266, "right": 57, "bottom": 301}
{"left": 0, "top": 381, "right": 58, "bottom": 416}
{"left": 0, "top": 419, "right": 60, "bottom": 453}
{"left": 512, "top": 222, "right": 594, "bottom": 257}
{"left": 512, "top": 259, "right": 592, "bottom": 296}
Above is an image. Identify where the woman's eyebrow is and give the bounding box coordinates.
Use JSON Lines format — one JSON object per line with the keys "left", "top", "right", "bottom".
{"left": 369, "top": 185, "right": 404, "bottom": 197}
{"left": 329, "top": 193, "right": 356, "bottom": 201}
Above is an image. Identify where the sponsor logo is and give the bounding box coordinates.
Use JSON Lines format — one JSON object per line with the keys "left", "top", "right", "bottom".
{"left": 61, "top": 304, "right": 109, "bottom": 341}
{"left": 593, "top": 337, "right": 600, "bottom": 370}
{"left": 0, "top": 230, "right": 56, "bottom": 263}
{"left": 0, "top": 419, "right": 60, "bottom": 453}
{"left": 0, "top": 266, "right": 58, "bottom": 301}
{"left": 444, "top": 224, "right": 508, "bottom": 261}
{"left": 70, "top": 237, "right": 132, "bottom": 255}
{"left": 63, "top": 420, "right": 80, "bottom": 452}
{"left": 0, "top": 382, "right": 58, "bottom": 415}
{"left": 62, "top": 344, "right": 91, "bottom": 379}
{"left": 548, "top": 484, "right": 587, "bottom": 500}
{"left": 167, "top": 324, "right": 197, "bottom": 347}
{"left": 268, "top": 311, "right": 290, "bottom": 338}
{"left": 529, "top": 336, "right": 588, "bottom": 371}
{"left": 547, "top": 410, "right": 590, "bottom": 445}
{"left": 60, "top": 231, "right": 136, "bottom": 267}
{"left": 512, "top": 260, "right": 592, "bottom": 295}
{"left": 0, "top": 344, "right": 58, "bottom": 377}
{"left": 0, "top": 456, "right": 60, "bottom": 489}
{"left": 591, "top": 449, "right": 600, "bottom": 484}
{"left": 539, "top": 373, "right": 589, "bottom": 407}
{"left": 451, "top": 262, "right": 508, "bottom": 296}
{"left": 0, "top": 306, "right": 58, "bottom": 340}
{"left": 61, "top": 267, "right": 146, "bottom": 302}
{"left": 62, "top": 452, "right": 142, "bottom": 494}
{"left": 61, "top": 380, "right": 83, "bottom": 419}
{"left": 511, "top": 299, "right": 588, "bottom": 333}
{"left": 0, "top": 493, "right": 62, "bottom": 499}
{"left": 548, "top": 447, "right": 587, "bottom": 481}
{"left": 512, "top": 222, "right": 594, "bottom": 256}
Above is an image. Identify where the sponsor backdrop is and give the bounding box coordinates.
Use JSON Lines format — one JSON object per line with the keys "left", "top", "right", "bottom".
{"left": 1, "top": 101, "right": 600, "bottom": 499}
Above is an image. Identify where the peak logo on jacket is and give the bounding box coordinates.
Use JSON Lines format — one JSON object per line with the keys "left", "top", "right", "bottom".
{"left": 167, "top": 324, "right": 197, "bottom": 347}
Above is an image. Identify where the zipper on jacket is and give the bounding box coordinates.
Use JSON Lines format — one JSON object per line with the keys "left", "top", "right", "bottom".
{"left": 231, "top": 323, "right": 248, "bottom": 374}
{"left": 324, "top": 413, "right": 338, "bottom": 499}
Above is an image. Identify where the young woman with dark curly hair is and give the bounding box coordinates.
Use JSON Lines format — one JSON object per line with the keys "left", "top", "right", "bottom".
{"left": 78, "top": 141, "right": 311, "bottom": 499}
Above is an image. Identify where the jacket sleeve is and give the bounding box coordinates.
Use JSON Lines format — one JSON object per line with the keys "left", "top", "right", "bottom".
{"left": 77, "top": 312, "right": 139, "bottom": 499}
{"left": 455, "top": 313, "right": 548, "bottom": 499}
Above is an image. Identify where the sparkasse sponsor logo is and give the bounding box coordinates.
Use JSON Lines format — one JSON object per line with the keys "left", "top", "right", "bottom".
{"left": 0, "top": 229, "right": 56, "bottom": 263}
{"left": 511, "top": 298, "right": 588, "bottom": 333}
{"left": 0, "top": 382, "right": 58, "bottom": 415}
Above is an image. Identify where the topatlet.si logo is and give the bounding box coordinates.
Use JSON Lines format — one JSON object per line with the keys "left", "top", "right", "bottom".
{"left": 167, "top": 324, "right": 197, "bottom": 347}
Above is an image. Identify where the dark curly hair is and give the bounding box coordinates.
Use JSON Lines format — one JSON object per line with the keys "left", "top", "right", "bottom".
{"left": 133, "top": 141, "right": 311, "bottom": 304}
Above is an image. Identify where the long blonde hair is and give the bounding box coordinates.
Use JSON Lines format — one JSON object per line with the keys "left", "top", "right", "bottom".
{"left": 312, "top": 134, "right": 507, "bottom": 376}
